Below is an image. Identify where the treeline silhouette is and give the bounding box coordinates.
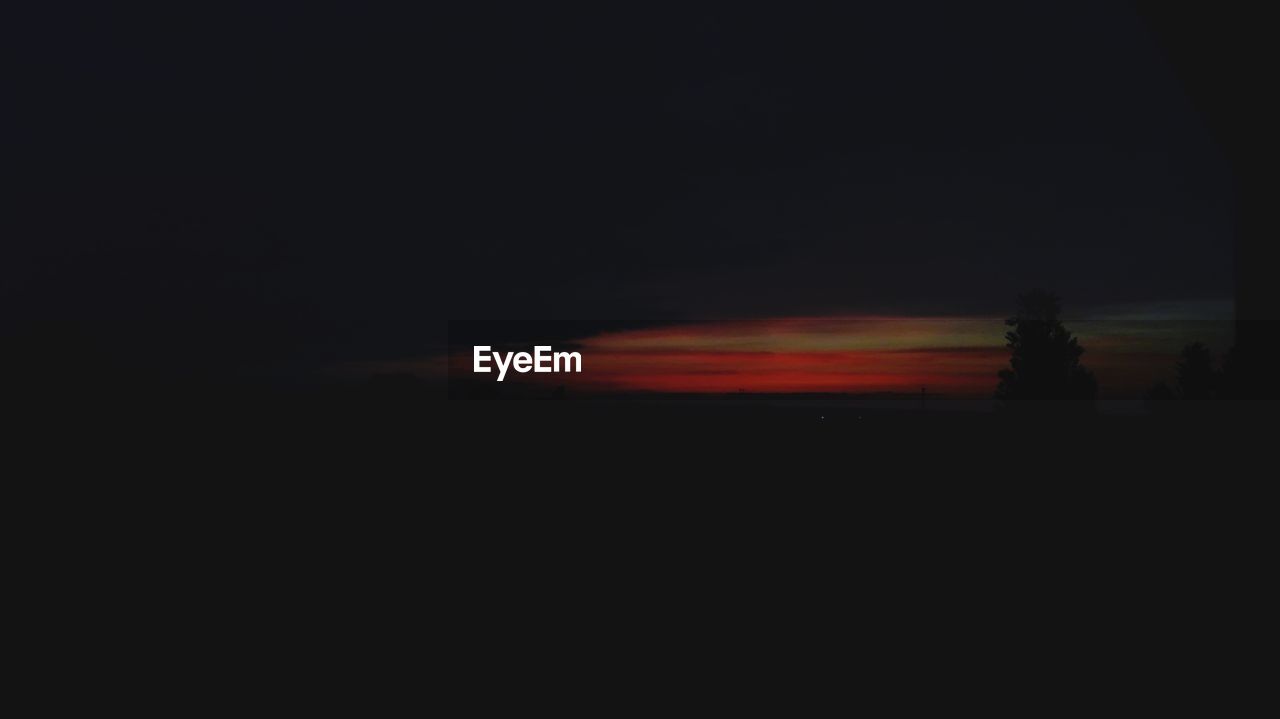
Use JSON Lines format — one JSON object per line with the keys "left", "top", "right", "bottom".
{"left": 1, "top": 292, "right": 1268, "bottom": 424}
{"left": 1145, "top": 342, "right": 1247, "bottom": 405}
{"left": 992, "top": 288, "right": 1263, "bottom": 409}
{"left": 994, "top": 289, "right": 1097, "bottom": 411}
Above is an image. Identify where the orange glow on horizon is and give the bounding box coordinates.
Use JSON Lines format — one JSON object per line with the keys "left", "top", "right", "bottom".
{"left": 437, "top": 314, "right": 1227, "bottom": 397}
{"left": 573, "top": 348, "right": 1001, "bottom": 394}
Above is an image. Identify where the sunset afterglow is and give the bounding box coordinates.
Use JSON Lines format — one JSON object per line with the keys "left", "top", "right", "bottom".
{"left": 443, "top": 310, "right": 1231, "bottom": 397}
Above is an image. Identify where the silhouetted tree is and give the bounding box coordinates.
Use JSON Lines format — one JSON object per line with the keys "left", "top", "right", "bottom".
{"left": 1147, "top": 342, "right": 1228, "bottom": 404}
{"left": 1145, "top": 342, "right": 1234, "bottom": 414}
{"left": 995, "top": 289, "right": 1097, "bottom": 406}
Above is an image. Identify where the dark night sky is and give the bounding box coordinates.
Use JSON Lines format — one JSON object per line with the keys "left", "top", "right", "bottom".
{"left": 6, "top": 2, "right": 1233, "bottom": 380}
